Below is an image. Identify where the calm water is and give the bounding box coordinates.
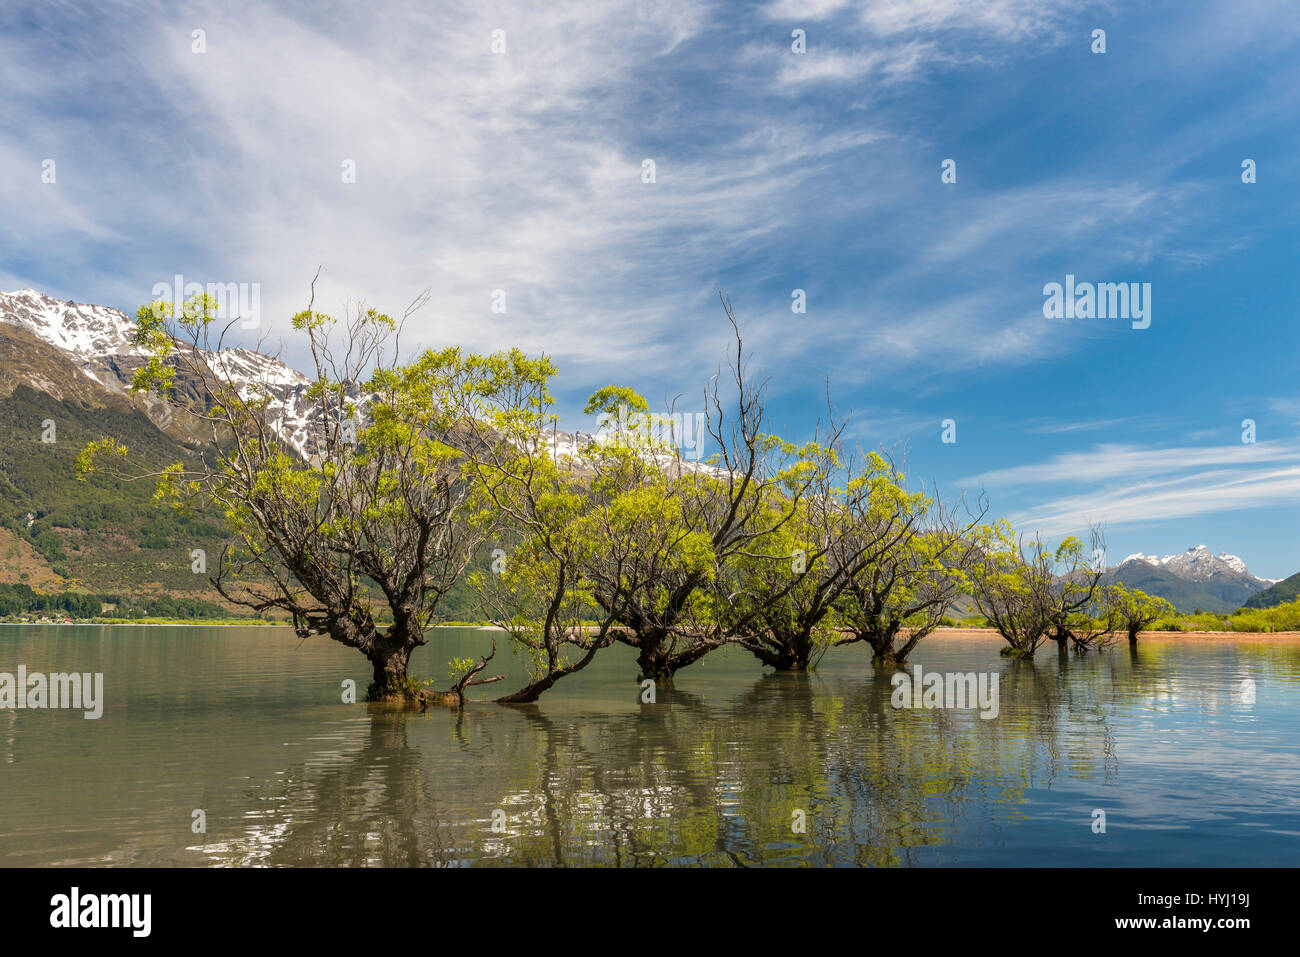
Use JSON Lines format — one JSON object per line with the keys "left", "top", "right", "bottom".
{"left": 0, "top": 624, "right": 1296, "bottom": 867}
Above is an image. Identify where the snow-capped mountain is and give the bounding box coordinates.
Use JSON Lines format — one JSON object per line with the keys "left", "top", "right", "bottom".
{"left": 0, "top": 289, "right": 145, "bottom": 366}
{"left": 0, "top": 288, "right": 715, "bottom": 471}
{"left": 1106, "top": 545, "right": 1274, "bottom": 613}
{"left": 1116, "top": 545, "right": 1272, "bottom": 583}
{"left": 0, "top": 288, "right": 322, "bottom": 456}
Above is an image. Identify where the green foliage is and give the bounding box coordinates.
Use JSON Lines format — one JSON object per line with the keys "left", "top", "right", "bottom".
{"left": 1153, "top": 598, "right": 1300, "bottom": 634}
{"left": 366, "top": 673, "right": 423, "bottom": 701}
{"left": 967, "top": 524, "right": 1107, "bottom": 655}
{"left": 27, "top": 281, "right": 1294, "bottom": 713}
{"left": 583, "top": 385, "right": 649, "bottom": 417}
{"left": 1108, "top": 584, "right": 1174, "bottom": 635}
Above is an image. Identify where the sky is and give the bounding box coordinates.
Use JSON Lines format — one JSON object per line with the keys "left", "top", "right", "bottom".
{"left": 1, "top": 0, "right": 1298, "bottom": 577}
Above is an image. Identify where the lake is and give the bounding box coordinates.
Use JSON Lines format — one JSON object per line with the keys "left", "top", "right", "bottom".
{"left": 0, "top": 624, "right": 1296, "bottom": 866}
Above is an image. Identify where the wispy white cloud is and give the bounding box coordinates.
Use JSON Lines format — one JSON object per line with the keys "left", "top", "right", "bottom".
{"left": 964, "top": 441, "right": 1300, "bottom": 487}
{"left": 853, "top": 0, "right": 1081, "bottom": 39}
{"left": 771, "top": 41, "right": 946, "bottom": 88}
{"left": 0, "top": 0, "right": 1283, "bottom": 408}
{"left": 1014, "top": 465, "right": 1300, "bottom": 536}
{"left": 1269, "top": 397, "right": 1300, "bottom": 425}
{"left": 763, "top": 0, "right": 854, "bottom": 21}
{"left": 763, "top": 0, "right": 1081, "bottom": 40}
{"left": 956, "top": 438, "right": 1300, "bottom": 539}
{"left": 1028, "top": 418, "right": 1131, "bottom": 435}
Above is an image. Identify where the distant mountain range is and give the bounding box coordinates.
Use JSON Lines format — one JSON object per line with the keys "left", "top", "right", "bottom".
{"left": 1104, "top": 546, "right": 1278, "bottom": 614}
{"left": 0, "top": 288, "right": 699, "bottom": 469}
{"left": 0, "top": 288, "right": 325, "bottom": 457}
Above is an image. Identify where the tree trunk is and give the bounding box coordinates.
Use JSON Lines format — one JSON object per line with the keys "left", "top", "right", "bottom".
{"left": 367, "top": 635, "right": 416, "bottom": 699}
{"left": 764, "top": 652, "right": 810, "bottom": 671}
{"left": 634, "top": 628, "right": 673, "bottom": 685}
{"left": 496, "top": 643, "right": 604, "bottom": 704}
{"left": 637, "top": 651, "right": 675, "bottom": 686}
{"left": 866, "top": 631, "right": 902, "bottom": 667}
{"left": 742, "top": 632, "right": 812, "bottom": 671}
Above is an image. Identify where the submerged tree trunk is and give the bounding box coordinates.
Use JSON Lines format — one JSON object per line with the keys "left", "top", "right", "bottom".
{"left": 638, "top": 656, "right": 673, "bottom": 685}
{"left": 366, "top": 629, "right": 420, "bottom": 699}
{"left": 752, "top": 650, "right": 813, "bottom": 671}
{"left": 871, "top": 647, "right": 902, "bottom": 667}
{"left": 632, "top": 627, "right": 672, "bottom": 684}
{"left": 631, "top": 629, "right": 726, "bottom": 686}
{"left": 634, "top": 628, "right": 691, "bottom": 685}
{"left": 1000, "top": 644, "right": 1035, "bottom": 658}
{"left": 496, "top": 643, "right": 604, "bottom": 704}
{"left": 741, "top": 629, "right": 815, "bottom": 671}
{"left": 857, "top": 627, "right": 908, "bottom": 667}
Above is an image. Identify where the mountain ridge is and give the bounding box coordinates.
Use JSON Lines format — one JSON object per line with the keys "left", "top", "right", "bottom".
{"left": 1104, "top": 545, "right": 1272, "bottom": 613}
{"left": 1116, "top": 544, "right": 1273, "bottom": 582}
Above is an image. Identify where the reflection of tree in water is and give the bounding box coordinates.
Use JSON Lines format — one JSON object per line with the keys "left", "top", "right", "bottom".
{"left": 487, "top": 689, "right": 741, "bottom": 867}
{"left": 732, "top": 662, "right": 1124, "bottom": 864}
{"left": 208, "top": 711, "right": 462, "bottom": 866}
{"left": 205, "top": 657, "right": 1135, "bottom": 866}
{"left": 996, "top": 654, "right": 1119, "bottom": 788}
{"left": 488, "top": 670, "right": 1121, "bottom": 867}
{"left": 1113, "top": 640, "right": 1299, "bottom": 713}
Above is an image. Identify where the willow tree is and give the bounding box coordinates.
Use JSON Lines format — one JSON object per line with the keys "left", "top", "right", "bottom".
{"left": 1045, "top": 584, "right": 1119, "bottom": 653}
{"left": 721, "top": 483, "right": 840, "bottom": 672}
{"left": 450, "top": 368, "right": 624, "bottom": 703}
{"left": 969, "top": 525, "right": 1106, "bottom": 659}
{"left": 1106, "top": 585, "right": 1174, "bottom": 646}
{"left": 833, "top": 455, "right": 985, "bottom": 666}
{"left": 722, "top": 443, "right": 895, "bottom": 672}
{"left": 577, "top": 424, "right": 725, "bottom": 684}
{"left": 578, "top": 296, "right": 825, "bottom": 684}
{"left": 78, "top": 285, "right": 506, "bottom": 698}
{"left": 470, "top": 499, "right": 618, "bottom": 702}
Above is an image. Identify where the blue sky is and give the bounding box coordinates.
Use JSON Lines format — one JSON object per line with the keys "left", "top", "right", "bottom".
{"left": 1, "top": 0, "right": 1298, "bottom": 577}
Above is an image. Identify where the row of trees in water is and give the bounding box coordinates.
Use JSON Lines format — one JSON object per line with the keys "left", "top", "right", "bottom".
{"left": 80, "top": 289, "right": 1175, "bottom": 703}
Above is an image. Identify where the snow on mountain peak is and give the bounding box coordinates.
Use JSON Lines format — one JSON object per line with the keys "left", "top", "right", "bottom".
{"left": 0, "top": 288, "right": 143, "bottom": 362}
{"left": 2, "top": 288, "right": 318, "bottom": 455}
{"left": 1121, "top": 552, "right": 1160, "bottom": 566}
{"left": 1117, "top": 545, "right": 1260, "bottom": 582}
{"left": 1216, "top": 553, "right": 1249, "bottom": 575}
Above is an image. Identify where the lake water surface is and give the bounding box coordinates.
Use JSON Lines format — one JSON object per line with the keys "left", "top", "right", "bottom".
{"left": 0, "top": 625, "right": 1296, "bottom": 866}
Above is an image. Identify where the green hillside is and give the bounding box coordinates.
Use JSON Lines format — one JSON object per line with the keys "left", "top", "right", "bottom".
{"left": 0, "top": 382, "right": 240, "bottom": 606}
{"left": 1244, "top": 571, "right": 1300, "bottom": 609}
{"left": 0, "top": 379, "right": 485, "bottom": 623}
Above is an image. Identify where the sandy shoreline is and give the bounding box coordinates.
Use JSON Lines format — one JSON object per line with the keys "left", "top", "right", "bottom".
{"left": 931, "top": 627, "right": 1300, "bottom": 644}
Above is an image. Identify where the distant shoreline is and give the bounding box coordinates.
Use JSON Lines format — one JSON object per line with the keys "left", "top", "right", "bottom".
{"left": 928, "top": 627, "right": 1300, "bottom": 644}
{"left": 2, "top": 622, "right": 1297, "bottom": 643}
